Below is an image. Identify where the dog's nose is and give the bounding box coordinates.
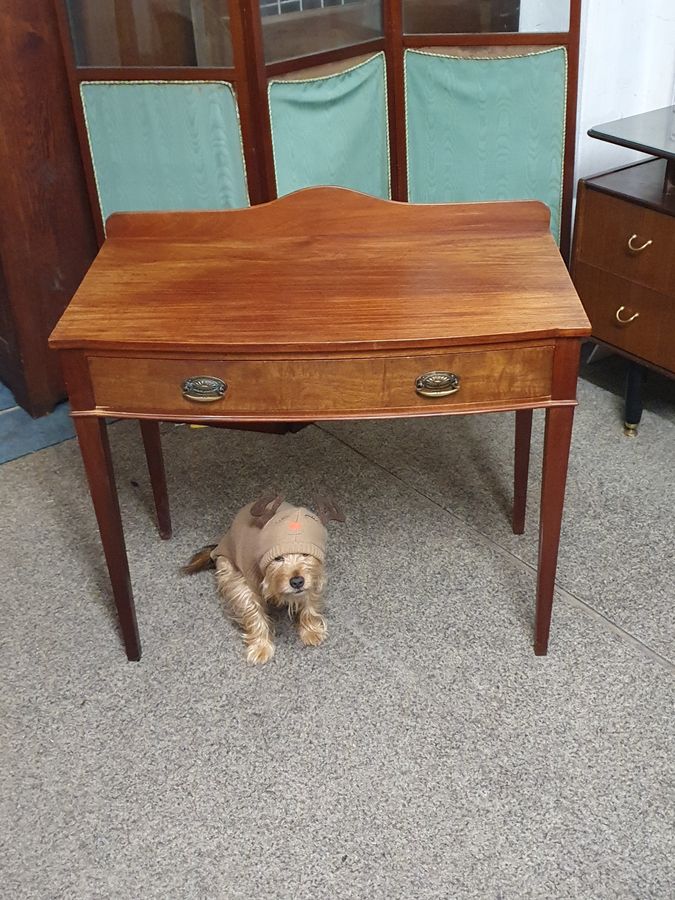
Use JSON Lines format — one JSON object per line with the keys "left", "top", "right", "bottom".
{"left": 289, "top": 575, "right": 305, "bottom": 590}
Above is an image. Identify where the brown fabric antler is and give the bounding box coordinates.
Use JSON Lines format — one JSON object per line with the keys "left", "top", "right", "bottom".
{"left": 250, "top": 492, "right": 285, "bottom": 527}
{"left": 313, "top": 493, "right": 346, "bottom": 526}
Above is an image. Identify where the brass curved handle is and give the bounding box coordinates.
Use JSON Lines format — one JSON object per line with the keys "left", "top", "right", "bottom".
{"left": 415, "top": 371, "right": 460, "bottom": 398}
{"left": 182, "top": 376, "right": 227, "bottom": 402}
{"left": 615, "top": 306, "right": 639, "bottom": 325}
{"left": 627, "top": 234, "right": 653, "bottom": 253}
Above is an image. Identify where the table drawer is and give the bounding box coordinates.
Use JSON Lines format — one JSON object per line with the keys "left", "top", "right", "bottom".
{"left": 88, "top": 345, "right": 555, "bottom": 418}
{"left": 576, "top": 188, "right": 675, "bottom": 295}
{"left": 574, "top": 262, "right": 675, "bottom": 372}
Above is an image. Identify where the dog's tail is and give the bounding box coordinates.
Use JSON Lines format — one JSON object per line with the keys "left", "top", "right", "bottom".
{"left": 181, "top": 545, "right": 217, "bottom": 575}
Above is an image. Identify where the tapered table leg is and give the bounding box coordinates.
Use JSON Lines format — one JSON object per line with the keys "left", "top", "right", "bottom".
{"left": 139, "top": 420, "right": 172, "bottom": 539}
{"left": 74, "top": 416, "right": 141, "bottom": 661}
{"left": 534, "top": 405, "right": 575, "bottom": 656}
{"left": 513, "top": 409, "right": 533, "bottom": 535}
{"left": 623, "top": 361, "right": 644, "bottom": 437}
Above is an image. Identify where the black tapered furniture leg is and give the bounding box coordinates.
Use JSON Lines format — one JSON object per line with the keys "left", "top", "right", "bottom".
{"left": 624, "top": 361, "right": 644, "bottom": 437}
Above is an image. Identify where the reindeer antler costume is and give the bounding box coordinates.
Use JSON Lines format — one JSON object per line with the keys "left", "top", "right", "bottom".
{"left": 210, "top": 492, "right": 342, "bottom": 586}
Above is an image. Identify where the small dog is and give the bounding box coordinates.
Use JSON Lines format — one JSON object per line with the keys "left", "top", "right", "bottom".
{"left": 183, "top": 493, "right": 344, "bottom": 664}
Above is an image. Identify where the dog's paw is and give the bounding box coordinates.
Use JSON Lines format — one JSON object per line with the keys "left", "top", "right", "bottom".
{"left": 246, "top": 640, "right": 275, "bottom": 665}
{"left": 299, "top": 617, "right": 327, "bottom": 647}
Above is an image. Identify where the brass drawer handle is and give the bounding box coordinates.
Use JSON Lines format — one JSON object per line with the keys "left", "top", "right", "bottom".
{"left": 415, "top": 371, "right": 461, "bottom": 398}
{"left": 615, "top": 306, "right": 639, "bottom": 325}
{"left": 181, "top": 376, "right": 227, "bottom": 402}
{"left": 627, "top": 234, "right": 653, "bottom": 253}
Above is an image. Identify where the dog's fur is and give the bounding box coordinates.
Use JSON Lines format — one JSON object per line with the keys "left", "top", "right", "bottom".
{"left": 183, "top": 493, "right": 345, "bottom": 664}
{"left": 183, "top": 545, "right": 326, "bottom": 664}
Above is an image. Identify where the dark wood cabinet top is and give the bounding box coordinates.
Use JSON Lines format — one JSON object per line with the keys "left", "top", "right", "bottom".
{"left": 49, "top": 187, "right": 590, "bottom": 354}
{"left": 588, "top": 106, "right": 675, "bottom": 161}
{"left": 583, "top": 159, "right": 675, "bottom": 219}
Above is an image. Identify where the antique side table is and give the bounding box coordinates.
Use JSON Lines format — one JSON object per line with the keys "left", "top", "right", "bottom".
{"left": 49, "top": 187, "right": 591, "bottom": 661}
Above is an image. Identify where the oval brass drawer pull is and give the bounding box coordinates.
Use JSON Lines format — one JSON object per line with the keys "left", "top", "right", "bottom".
{"left": 415, "top": 371, "right": 461, "bottom": 398}
{"left": 627, "top": 234, "right": 653, "bottom": 253}
{"left": 615, "top": 306, "right": 639, "bottom": 325}
{"left": 181, "top": 376, "right": 227, "bottom": 402}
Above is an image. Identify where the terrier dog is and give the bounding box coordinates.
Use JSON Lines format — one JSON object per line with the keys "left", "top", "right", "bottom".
{"left": 183, "top": 493, "right": 344, "bottom": 664}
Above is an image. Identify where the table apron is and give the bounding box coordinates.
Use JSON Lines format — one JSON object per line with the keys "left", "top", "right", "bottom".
{"left": 81, "top": 344, "right": 560, "bottom": 419}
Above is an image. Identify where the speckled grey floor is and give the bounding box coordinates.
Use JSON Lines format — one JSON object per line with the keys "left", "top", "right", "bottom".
{"left": 1, "top": 371, "right": 673, "bottom": 899}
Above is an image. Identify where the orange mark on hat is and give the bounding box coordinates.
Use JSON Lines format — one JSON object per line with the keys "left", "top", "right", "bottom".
{"left": 288, "top": 521, "right": 302, "bottom": 532}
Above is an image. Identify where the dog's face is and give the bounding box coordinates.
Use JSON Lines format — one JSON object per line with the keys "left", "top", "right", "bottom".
{"left": 261, "top": 553, "right": 325, "bottom": 604}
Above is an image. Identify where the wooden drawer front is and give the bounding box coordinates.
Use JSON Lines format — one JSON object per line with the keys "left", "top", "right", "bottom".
{"left": 88, "top": 345, "right": 554, "bottom": 418}
{"left": 577, "top": 189, "right": 675, "bottom": 295}
{"left": 574, "top": 262, "right": 675, "bottom": 373}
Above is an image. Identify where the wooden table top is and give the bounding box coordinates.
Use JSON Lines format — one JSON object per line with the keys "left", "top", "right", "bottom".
{"left": 50, "top": 187, "right": 590, "bottom": 355}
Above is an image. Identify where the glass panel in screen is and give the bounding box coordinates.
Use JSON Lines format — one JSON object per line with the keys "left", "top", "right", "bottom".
{"left": 261, "top": 0, "right": 383, "bottom": 64}
{"left": 65, "top": 0, "right": 233, "bottom": 67}
{"left": 403, "top": 0, "right": 570, "bottom": 34}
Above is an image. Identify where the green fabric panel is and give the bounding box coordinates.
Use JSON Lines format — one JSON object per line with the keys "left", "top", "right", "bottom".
{"left": 405, "top": 49, "right": 567, "bottom": 243}
{"left": 81, "top": 81, "right": 249, "bottom": 227}
{"left": 269, "top": 54, "right": 390, "bottom": 199}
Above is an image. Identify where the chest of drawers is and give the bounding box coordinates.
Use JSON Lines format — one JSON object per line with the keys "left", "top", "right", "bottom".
{"left": 571, "top": 159, "right": 675, "bottom": 430}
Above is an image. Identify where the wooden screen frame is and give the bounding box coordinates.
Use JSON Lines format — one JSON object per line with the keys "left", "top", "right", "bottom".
{"left": 55, "top": 0, "right": 581, "bottom": 258}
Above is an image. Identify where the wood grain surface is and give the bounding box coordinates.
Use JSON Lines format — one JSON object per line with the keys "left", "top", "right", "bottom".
{"left": 572, "top": 175, "right": 675, "bottom": 377}
{"left": 0, "top": 0, "right": 97, "bottom": 414}
{"left": 575, "top": 186, "right": 675, "bottom": 295}
{"left": 53, "top": 186, "right": 586, "bottom": 661}
{"left": 573, "top": 261, "right": 675, "bottom": 373}
{"left": 87, "top": 343, "right": 554, "bottom": 418}
{"left": 49, "top": 187, "right": 589, "bottom": 354}
{"left": 586, "top": 159, "right": 675, "bottom": 219}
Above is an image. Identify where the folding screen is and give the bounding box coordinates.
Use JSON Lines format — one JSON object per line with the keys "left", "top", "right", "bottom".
{"left": 60, "top": 1, "right": 581, "bottom": 253}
